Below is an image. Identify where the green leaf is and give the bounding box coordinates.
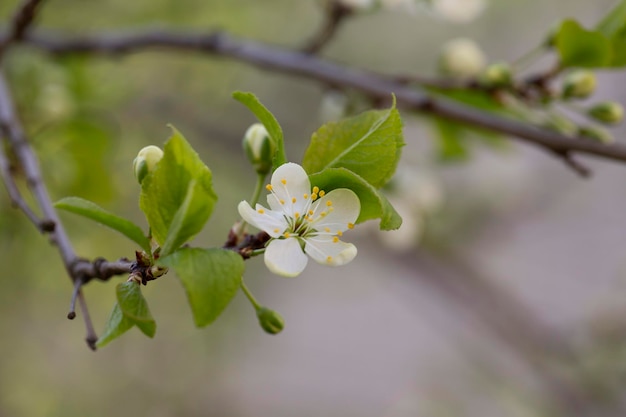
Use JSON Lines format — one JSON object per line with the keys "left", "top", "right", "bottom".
{"left": 309, "top": 168, "right": 402, "bottom": 230}
{"left": 139, "top": 126, "right": 217, "bottom": 249}
{"left": 232, "top": 91, "right": 287, "bottom": 169}
{"left": 55, "top": 196, "right": 151, "bottom": 252}
{"left": 302, "top": 98, "right": 404, "bottom": 189}
{"left": 96, "top": 303, "right": 134, "bottom": 348}
{"left": 116, "top": 281, "right": 156, "bottom": 337}
{"left": 596, "top": 0, "right": 626, "bottom": 37}
{"left": 555, "top": 20, "right": 612, "bottom": 68}
{"left": 433, "top": 118, "right": 470, "bottom": 162}
{"left": 160, "top": 248, "right": 244, "bottom": 327}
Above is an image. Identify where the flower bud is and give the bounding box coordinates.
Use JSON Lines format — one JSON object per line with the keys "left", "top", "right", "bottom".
{"left": 578, "top": 126, "right": 614, "bottom": 144}
{"left": 243, "top": 123, "right": 274, "bottom": 176}
{"left": 588, "top": 102, "right": 624, "bottom": 125}
{"left": 479, "top": 62, "right": 513, "bottom": 88}
{"left": 438, "top": 38, "right": 486, "bottom": 79}
{"left": 544, "top": 114, "right": 578, "bottom": 137}
{"left": 256, "top": 307, "right": 285, "bottom": 335}
{"left": 133, "top": 145, "right": 163, "bottom": 184}
{"left": 562, "top": 70, "right": 596, "bottom": 100}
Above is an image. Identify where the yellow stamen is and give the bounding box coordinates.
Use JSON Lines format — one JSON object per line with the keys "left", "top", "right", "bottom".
{"left": 295, "top": 212, "right": 300, "bottom": 218}
{"left": 303, "top": 193, "right": 309, "bottom": 199}
{"left": 311, "top": 193, "right": 318, "bottom": 201}
{"left": 324, "top": 227, "right": 331, "bottom": 233}
{"left": 308, "top": 210, "right": 314, "bottom": 215}
{"left": 313, "top": 186, "right": 319, "bottom": 194}
{"left": 320, "top": 212, "right": 327, "bottom": 217}
{"left": 279, "top": 199, "right": 285, "bottom": 205}
{"left": 319, "top": 190, "right": 325, "bottom": 197}
{"left": 284, "top": 232, "right": 291, "bottom": 238}
{"left": 281, "top": 179, "right": 287, "bottom": 185}
{"left": 333, "top": 237, "right": 339, "bottom": 243}
{"left": 337, "top": 230, "right": 343, "bottom": 236}
{"left": 257, "top": 209, "right": 265, "bottom": 214}
{"left": 348, "top": 223, "right": 355, "bottom": 229}
{"left": 326, "top": 200, "right": 332, "bottom": 207}
{"left": 292, "top": 197, "right": 297, "bottom": 203}
{"left": 273, "top": 228, "right": 280, "bottom": 233}
{"left": 266, "top": 184, "right": 273, "bottom": 191}
{"left": 326, "top": 256, "right": 333, "bottom": 263}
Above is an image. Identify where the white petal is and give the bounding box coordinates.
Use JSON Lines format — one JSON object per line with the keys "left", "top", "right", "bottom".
{"left": 267, "top": 163, "right": 311, "bottom": 217}
{"left": 265, "top": 238, "right": 308, "bottom": 277}
{"left": 237, "top": 201, "right": 287, "bottom": 238}
{"left": 312, "top": 188, "right": 360, "bottom": 233}
{"left": 304, "top": 236, "right": 358, "bottom": 266}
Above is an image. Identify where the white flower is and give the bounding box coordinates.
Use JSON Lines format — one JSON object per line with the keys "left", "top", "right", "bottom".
{"left": 438, "top": 37, "right": 486, "bottom": 78}
{"left": 238, "top": 163, "right": 360, "bottom": 277}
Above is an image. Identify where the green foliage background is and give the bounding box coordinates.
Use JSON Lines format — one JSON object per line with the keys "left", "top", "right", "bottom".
{"left": 0, "top": 1, "right": 623, "bottom": 416}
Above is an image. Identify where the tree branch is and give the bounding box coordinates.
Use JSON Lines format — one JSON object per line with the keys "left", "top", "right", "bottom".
{"left": 19, "top": 29, "right": 626, "bottom": 175}
{"left": 0, "top": 0, "right": 46, "bottom": 55}
{"left": 0, "top": 69, "right": 131, "bottom": 348}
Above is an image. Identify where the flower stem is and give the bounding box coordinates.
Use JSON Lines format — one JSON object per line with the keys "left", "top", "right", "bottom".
{"left": 250, "top": 172, "right": 267, "bottom": 207}
{"left": 241, "top": 280, "right": 262, "bottom": 311}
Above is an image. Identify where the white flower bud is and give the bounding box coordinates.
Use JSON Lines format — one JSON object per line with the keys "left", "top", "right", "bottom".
{"left": 438, "top": 38, "right": 486, "bottom": 79}
{"left": 133, "top": 145, "right": 164, "bottom": 184}
{"left": 243, "top": 123, "right": 274, "bottom": 176}
{"left": 562, "top": 70, "right": 597, "bottom": 100}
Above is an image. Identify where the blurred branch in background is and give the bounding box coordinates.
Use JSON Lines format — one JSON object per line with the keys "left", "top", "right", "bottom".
{"left": 14, "top": 28, "right": 626, "bottom": 176}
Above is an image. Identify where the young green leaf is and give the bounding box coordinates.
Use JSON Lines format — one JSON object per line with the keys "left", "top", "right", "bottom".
{"left": 116, "top": 281, "right": 156, "bottom": 338}
{"left": 309, "top": 167, "right": 402, "bottom": 230}
{"left": 139, "top": 126, "right": 217, "bottom": 248}
{"left": 232, "top": 91, "right": 287, "bottom": 169}
{"left": 160, "top": 248, "right": 244, "bottom": 327}
{"left": 55, "top": 196, "right": 151, "bottom": 252}
{"left": 555, "top": 20, "right": 612, "bottom": 68}
{"left": 302, "top": 99, "right": 404, "bottom": 189}
{"left": 96, "top": 302, "right": 134, "bottom": 348}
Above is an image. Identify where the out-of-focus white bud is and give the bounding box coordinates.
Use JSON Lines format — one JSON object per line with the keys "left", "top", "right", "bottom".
{"left": 438, "top": 38, "right": 486, "bottom": 79}
{"left": 431, "top": 0, "right": 486, "bottom": 23}
{"left": 479, "top": 62, "right": 513, "bottom": 89}
{"left": 319, "top": 90, "right": 348, "bottom": 123}
{"left": 562, "top": 70, "right": 597, "bottom": 100}
{"left": 133, "top": 145, "right": 164, "bottom": 184}
{"left": 243, "top": 123, "right": 274, "bottom": 176}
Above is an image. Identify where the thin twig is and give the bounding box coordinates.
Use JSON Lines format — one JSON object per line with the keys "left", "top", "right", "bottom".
{"left": 301, "top": 1, "right": 353, "bottom": 54}
{"left": 19, "top": 29, "right": 626, "bottom": 174}
{"left": 0, "top": 0, "right": 46, "bottom": 55}
{"left": 0, "top": 138, "right": 43, "bottom": 226}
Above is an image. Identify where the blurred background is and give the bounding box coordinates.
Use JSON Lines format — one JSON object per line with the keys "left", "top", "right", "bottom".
{"left": 2, "top": 0, "right": 626, "bottom": 416}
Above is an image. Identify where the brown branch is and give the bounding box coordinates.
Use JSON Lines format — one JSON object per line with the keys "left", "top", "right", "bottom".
{"left": 19, "top": 29, "right": 626, "bottom": 175}
{"left": 0, "top": 0, "right": 46, "bottom": 55}
{"left": 0, "top": 139, "right": 43, "bottom": 227}
{"left": 301, "top": 1, "right": 353, "bottom": 54}
{"left": 0, "top": 69, "right": 132, "bottom": 348}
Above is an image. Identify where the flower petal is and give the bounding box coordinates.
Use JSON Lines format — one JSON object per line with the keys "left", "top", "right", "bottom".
{"left": 267, "top": 163, "right": 311, "bottom": 217}
{"left": 311, "top": 188, "right": 360, "bottom": 233}
{"left": 265, "top": 238, "right": 308, "bottom": 277}
{"left": 238, "top": 201, "right": 287, "bottom": 238}
{"left": 304, "top": 235, "right": 358, "bottom": 266}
